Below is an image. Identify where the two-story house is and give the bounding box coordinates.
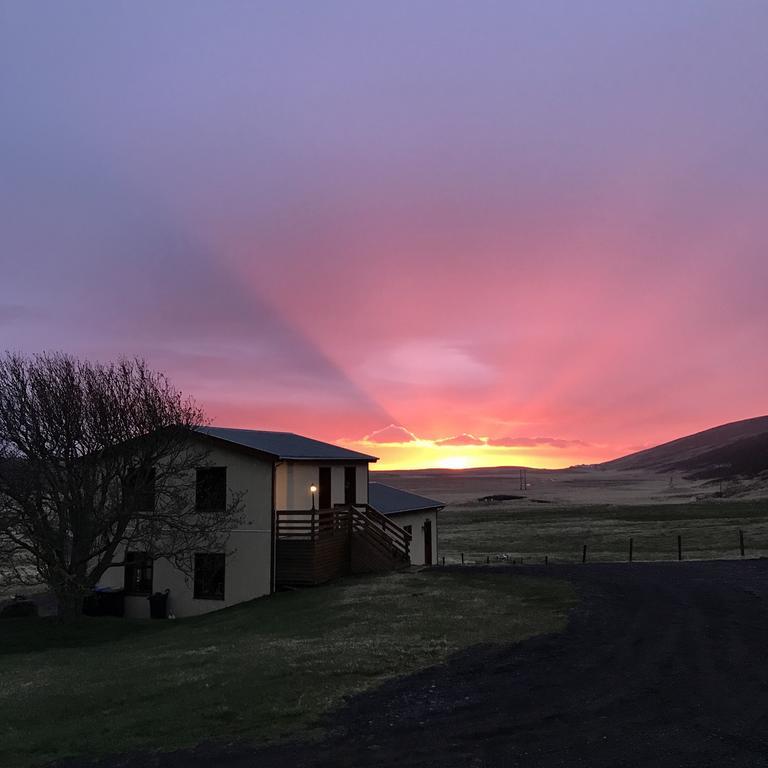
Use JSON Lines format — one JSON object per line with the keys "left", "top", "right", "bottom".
{"left": 97, "top": 428, "right": 434, "bottom": 618}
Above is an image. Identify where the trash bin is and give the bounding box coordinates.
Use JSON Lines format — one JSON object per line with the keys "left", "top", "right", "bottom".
{"left": 148, "top": 590, "right": 169, "bottom": 619}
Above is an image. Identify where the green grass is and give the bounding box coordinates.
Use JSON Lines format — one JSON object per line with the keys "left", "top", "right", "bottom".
{"left": 440, "top": 500, "right": 768, "bottom": 564}
{"left": 0, "top": 570, "right": 574, "bottom": 768}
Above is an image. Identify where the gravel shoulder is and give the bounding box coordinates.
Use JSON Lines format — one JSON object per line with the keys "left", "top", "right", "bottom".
{"left": 57, "top": 560, "right": 768, "bottom": 768}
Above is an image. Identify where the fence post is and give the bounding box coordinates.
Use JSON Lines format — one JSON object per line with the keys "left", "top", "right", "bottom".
{"left": 582, "top": 544, "right": 587, "bottom": 564}
{"left": 461, "top": 552, "right": 464, "bottom": 565}
{"left": 739, "top": 529, "right": 745, "bottom": 558}
{"left": 677, "top": 535, "right": 682, "bottom": 561}
{"left": 545, "top": 555, "right": 548, "bottom": 566}
{"left": 486, "top": 555, "right": 490, "bottom": 564}
{"left": 442, "top": 555, "right": 445, "bottom": 566}
{"left": 629, "top": 537, "right": 633, "bottom": 563}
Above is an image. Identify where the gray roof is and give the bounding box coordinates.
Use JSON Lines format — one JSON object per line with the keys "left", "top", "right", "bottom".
{"left": 368, "top": 482, "right": 444, "bottom": 516}
{"left": 198, "top": 427, "right": 377, "bottom": 462}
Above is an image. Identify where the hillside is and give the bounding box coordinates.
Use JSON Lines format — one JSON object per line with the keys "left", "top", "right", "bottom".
{"left": 602, "top": 415, "right": 768, "bottom": 479}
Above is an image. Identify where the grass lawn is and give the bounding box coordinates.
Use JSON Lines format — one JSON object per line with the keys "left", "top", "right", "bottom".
{"left": 0, "top": 569, "right": 574, "bottom": 768}
{"left": 440, "top": 500, "right": 768, "bottom": 564}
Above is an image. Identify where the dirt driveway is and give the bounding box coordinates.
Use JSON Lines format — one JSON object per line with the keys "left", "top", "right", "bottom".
{"left": 59, "top": 560, "right": 768, "bottom": 767}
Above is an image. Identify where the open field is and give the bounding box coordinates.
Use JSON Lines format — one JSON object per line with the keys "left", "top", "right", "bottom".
{"left": 375, "top": 465, "right": 768, "bottom": 506}
{"left": 374, "top": 466, "right": 768, "bottom": 564}
{"left": 438, "top": 500, "right": 768, "bottom": 564}
{"left": 0, "top": 569, "right": 574, "bottom": 768}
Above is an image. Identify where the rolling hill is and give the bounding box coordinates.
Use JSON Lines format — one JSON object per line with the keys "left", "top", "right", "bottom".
{"left": 602, "top": 415, "right": 768, "bottom": 479}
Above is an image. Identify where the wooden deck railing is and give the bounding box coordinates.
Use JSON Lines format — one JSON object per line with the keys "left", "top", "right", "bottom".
{"left": 350, "top": 504, "right": 411, "bottom": 560}
{"left": 275, "top": 507, "right": 352, "bottom": 539}
{"left": 275, "top": 504, "right": 411, "bottom": 586}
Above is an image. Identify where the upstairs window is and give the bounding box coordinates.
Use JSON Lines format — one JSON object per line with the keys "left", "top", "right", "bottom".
{"left": 196, "top": 467, "right": 227, "bottom": 512}
{"left": 194, "top": 553, "right": 225, "bottom": 600}
{"left": 136, "top": 468, "right": 156, "bottom": 512}
{"left": 125, "top": 467, "right": 155, "bottom": 512}
{"left": 124, "top": 551, "right": 153, "bottom": 595}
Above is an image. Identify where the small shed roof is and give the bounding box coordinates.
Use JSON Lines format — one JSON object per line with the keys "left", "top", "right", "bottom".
{"left": 368, "top": 482, "right": 444, "bottom": 516}
{"left": 198, "top": 427, "right": 377, "bottom": 462}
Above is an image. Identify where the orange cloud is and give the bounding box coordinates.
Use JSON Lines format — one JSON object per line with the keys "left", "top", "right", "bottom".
{"left": 435, "top": 433, "right": 485, "bottom": 446}
{"left": 487, "top": 436, "right": 590, "bottom": 449}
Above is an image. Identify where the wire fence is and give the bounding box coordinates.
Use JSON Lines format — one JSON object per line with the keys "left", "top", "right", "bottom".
{"left": 441, "top": 527, "right": 767, "bottom": 566}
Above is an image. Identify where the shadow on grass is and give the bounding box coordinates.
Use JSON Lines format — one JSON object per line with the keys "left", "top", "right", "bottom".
{"left": 0, "top": 615, "right": 172, "bottom": 655}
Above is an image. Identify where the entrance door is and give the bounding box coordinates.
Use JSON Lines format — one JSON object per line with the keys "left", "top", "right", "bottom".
{"left": 423, "top": 518, "right": 433, "bottom": 565}
{"left": 344, "top": 466, "right": 357, "bottom": 505}
{"left": 318, "top": 467, "right": 332, "bottom": 509}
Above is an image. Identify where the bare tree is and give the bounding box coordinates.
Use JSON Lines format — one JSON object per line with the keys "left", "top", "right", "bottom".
{"left": 0, "top": 352, "right": 242, "bottom": 619}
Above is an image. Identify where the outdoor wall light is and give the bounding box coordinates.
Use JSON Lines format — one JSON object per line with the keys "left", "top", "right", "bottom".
{"left": 310, "top": 484, "right": 317, "bottom": 511}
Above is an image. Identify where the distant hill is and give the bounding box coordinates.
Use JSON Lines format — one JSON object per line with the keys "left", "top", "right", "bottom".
{"left": 602, "top": 416, "right": 768, "bottom": 479}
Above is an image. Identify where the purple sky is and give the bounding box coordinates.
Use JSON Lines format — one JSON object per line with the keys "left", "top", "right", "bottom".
{"left": 2, "top": 2, "right": 767, "bottom": 468}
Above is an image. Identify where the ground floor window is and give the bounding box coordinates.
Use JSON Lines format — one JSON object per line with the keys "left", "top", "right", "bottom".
{"left": 194, "top": 553, "right": 226, "bottom": 600}
{"left": 124, "top": 551, "right": 153, "bottom": 595}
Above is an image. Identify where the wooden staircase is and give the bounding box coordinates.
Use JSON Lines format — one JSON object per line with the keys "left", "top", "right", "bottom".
{"left": 275, "top": 504, "right": 411, "bottom": 587}
{"left": 349, "top": 504, "right": 411, "bottom": 574}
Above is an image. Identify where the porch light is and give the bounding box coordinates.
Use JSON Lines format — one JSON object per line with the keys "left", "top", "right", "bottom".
{"left": 310, "top": 484, "right": 317, "bottom": 511}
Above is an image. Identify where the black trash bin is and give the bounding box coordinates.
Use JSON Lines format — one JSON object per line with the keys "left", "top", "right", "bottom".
{"left": 148, "top": 590, "right": 169, "bottom": 619}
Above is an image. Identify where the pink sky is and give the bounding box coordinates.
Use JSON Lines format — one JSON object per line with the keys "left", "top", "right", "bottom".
{"left": 1, "top": 3, "right": 767, "bottom": 469}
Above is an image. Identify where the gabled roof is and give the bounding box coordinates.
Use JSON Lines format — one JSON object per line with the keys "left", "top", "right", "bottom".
{"left": 197, "top": 427, "right": 377, "bottom": 462}
{"left": 368, "top": 482, "right": 444, "bottom": 516}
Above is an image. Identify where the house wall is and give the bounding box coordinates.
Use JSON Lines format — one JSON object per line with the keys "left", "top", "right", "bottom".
{"left": 274, "top": 461, "right": 369, "bottom": 510}
{"left": 388, "top": 509, "right": 439, "bottom": 566}
{"left": 97, "top": 442, "right": 274, "bottom": 618}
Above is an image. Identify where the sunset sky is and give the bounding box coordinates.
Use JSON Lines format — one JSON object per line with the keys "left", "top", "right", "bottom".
{"left": 1, "top": 2, "right": 767, "bottom": 470}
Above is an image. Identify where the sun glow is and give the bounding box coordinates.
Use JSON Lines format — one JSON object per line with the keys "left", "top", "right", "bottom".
{"left": 339, "top": 433, "right": 603, "bottom": 471}
{"left": 438, "top": 455, "right": 471, "bottom": 470}
{"left": 349, "top": 442, "right": 599, "bottom": 471}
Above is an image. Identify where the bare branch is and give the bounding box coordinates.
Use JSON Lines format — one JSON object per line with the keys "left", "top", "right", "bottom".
{"left": 0, "top": 352, "right": 243, "bottom": 619}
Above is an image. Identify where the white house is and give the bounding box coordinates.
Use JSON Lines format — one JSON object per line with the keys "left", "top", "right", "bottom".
{"left": 97, "top": 428, "right": 433, "bottom": 619}
{"left": 368, "top": 482, "right": 443, "bottom": 565}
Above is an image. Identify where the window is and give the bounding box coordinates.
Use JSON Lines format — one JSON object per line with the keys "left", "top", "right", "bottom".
{"left": 344, "top": 466, "right": 357, "bottom": 505}
{"left": 124, "top": 551, "right": 153, "bottom": 595}
{"left": 196, "top": 467, "right": 227, "bottom": 512}
{"left": 194, "top": 553, "right": 225, "bottom": 600}
{"left": 125, "top": 467, "right": 155, "bottom": 512}
{"left": 136, "top": 468, "right": 155, "bottom": 511}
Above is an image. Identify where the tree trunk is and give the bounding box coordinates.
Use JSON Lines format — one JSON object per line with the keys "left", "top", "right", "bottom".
{"left": 55, "top": 589, "right": 85, "bottom": 622}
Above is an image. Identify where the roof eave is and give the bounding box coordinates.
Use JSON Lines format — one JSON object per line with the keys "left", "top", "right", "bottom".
{"left": 193, "top": 432, "right": 280, "bottom": 462}
{"left": 378, "top": 504, "right": 444, "bottom": 516}
{"left": 277, "top": 455, "right": 379, "bottom": 463}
